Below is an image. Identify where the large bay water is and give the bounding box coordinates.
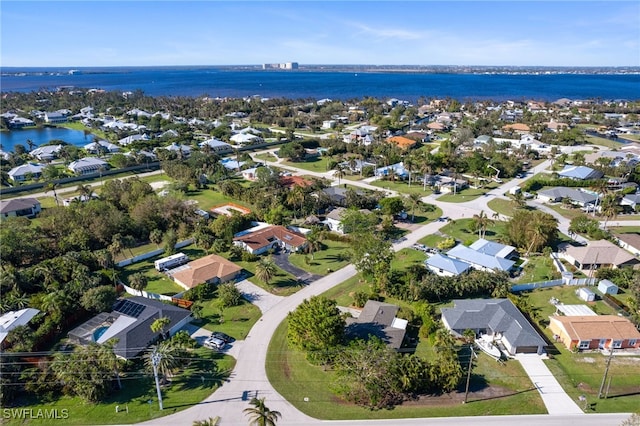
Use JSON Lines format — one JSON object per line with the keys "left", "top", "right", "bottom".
{"left": 2, "top": 67, "right": 639, "bottom": 102}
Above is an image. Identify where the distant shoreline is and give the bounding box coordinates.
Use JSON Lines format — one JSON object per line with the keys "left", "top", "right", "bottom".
{"left": 2, "top": 64, "right": 640, "bottom": 76}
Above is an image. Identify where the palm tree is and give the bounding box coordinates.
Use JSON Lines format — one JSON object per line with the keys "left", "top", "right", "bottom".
{"left": 286, "top": 186, "right": 305, "bottom": 219}
{"left": 151, "top": 316, "right": 171, "bottom": 340}
{"left": 255, "top": 257, "right": 277, "bottom": 286}
{"left": 305, "top": 229, "right": 323, "bottom": 260}
{"left": 44, "top": 182, "right": 60, "bottom": 206}
{"left": 145, "top": 340, "right": 181, "bottom": 386}
{"left": 96, "top": 338, "right": 123, "bottom": 389}
{"left": 471, "top": 210, "right": 493, "bottom": 239}
{"left": 243, "top": 397, "right": 282, "bottom": 426}
{"left": 129, "top": 272, "right": 149, "bottom": 292}
{"left": 601, "top": 194, "right": 621, "bottom": 230}
{"left": 333, "top": 164, "right": 345, "bottom": 184}
{"left": 406, "top": 193, "right": 422, "bottom": 222}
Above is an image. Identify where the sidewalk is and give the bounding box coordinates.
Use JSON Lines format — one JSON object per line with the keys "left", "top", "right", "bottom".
{"left": 515, "top": 354, "right": 584, "bottom": 415}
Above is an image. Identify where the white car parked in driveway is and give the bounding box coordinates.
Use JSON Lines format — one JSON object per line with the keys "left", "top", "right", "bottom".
{"left": 204, "top": 336, "right": 225, "bottom": 350}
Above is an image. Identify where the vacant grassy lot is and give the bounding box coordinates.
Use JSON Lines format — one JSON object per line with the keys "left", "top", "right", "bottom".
{"left": 288, "top": 240, "right": 351, "bottom": 275}
{"left": 198, "top": 297, "right": 261, "bottom": 336}
{"left": 5, "top": 348, "right": 235, "bottom": 425}
{"left": 185, "top": 187, "right": 253, "bottom": 212}
{"left": 369, "top": 179, "right": 434, "bottom": 196}
{"left": 514, "top": 255, "right": 560, "bottom": 283}
{"left": 487, "top": 198, "right": 519, "bottom": 218}
{"left": 283, "top": 157, "right": 332, "bottom": 173}
{"left": 437, "top": 182, "right": 500, "bottom": 203}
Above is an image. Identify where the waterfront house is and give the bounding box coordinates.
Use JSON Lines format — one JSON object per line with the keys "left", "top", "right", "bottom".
{"left": 44, "top": 111, "right": 67, "bottom": 124}
{"left": 29, "top": 145, "right": 63, "bottom": 161}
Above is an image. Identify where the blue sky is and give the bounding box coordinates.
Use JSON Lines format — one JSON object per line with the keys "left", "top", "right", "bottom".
{"left": 2, "top": 1, "right": 638, "bottom": 67}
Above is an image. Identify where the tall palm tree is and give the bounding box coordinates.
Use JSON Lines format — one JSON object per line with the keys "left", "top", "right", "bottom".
{"left": 44, "top": 182, "right": 60, "bottom": 206}
{"left": 601, "top": 194, "right": 621, "bottom": 230}
{"left": 406, "top": 193, "right": 422, "bottom": 222}
{"left": 471, "top": 210, "right": 493, "bottom": 239}
{"left": 255, "top": 257, "right": 277, "bottom": 286}
{"left": 129, "top": 272, "right": 149, "bottom": 292}
{"left": 333, "top": 164, "right": 345, "bottom": 185}
{"left": 243, "top": 397, "right": 282, "bottom": 426}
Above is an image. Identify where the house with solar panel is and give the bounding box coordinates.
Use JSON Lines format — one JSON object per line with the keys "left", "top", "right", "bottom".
{"left": 68, "top": 297, "right": 191, "bottom": 359}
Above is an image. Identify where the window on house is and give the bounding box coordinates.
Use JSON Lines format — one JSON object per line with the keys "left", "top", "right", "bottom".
{"left": 629, "top": 339, "right": 637, "bottom": 347}
{"left": 599, "top": 339, "right": 607, "bottom": 348}
{"left": 612, "top": 340, "right": 623, "bottom": 349}
{"left": 579, "top": 341, "right": 590, "bottom": 349}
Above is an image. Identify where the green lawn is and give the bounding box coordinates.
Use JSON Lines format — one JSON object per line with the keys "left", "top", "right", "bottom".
{"left": 185, "top": 187, "right": 252, "bottom": 212}
{"left": 546, "top": 204, "right": 593, "bottom": 221}
{"left": 197, "top": 298, "right": 261, "bottom": 337}
{"left": 283, "top": 157, "right": 332, "bottom": 173}
{"left": 435, "top": 182, "right": 501, "bottom": 203}
{"left": 229, "top": 258, "right": 304, "bottom": 296}
{"left": 368, "top": 179, "right": 434, "bottom": 196}
{"left": 266, "top": 320, "right": 546, "bottom": 420}
{"left": 5, "top": 348, "right": 235, "bottom": 425}
{"left": 288, "top": 240, "right": 351, "bottom": 275}
{"left": 514, "top": 255, "right": 561, "bottom": 283}
{"left": 119, "top": 246, "right": 209, "bottom": 296}
{"left": 545, "top": 348, "right": 640, "bottom": 413}
{"left": 392, "top": 248, "right": 427, "bottom": 271}
{"left": 487, "top": 198, "right": 519, "bottom": 218}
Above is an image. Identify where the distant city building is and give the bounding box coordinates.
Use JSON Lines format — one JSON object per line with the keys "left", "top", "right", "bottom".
{"left": 262, "top": 62, "right": 299, "bottom": 70}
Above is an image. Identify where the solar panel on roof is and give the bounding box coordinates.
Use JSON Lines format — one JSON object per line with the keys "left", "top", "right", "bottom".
{"left": 113, "top": 300, "right": 145, "bottom": 318}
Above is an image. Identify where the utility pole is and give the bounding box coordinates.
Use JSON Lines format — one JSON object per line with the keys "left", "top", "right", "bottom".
{"left": 151, "top": 349, "right": 164, "bottom": 410}
{"left": 464, "top": 345, "right": 476, "bottom": 404}
{"left": 598, "top": 346, "right": 614, "bottom": 399}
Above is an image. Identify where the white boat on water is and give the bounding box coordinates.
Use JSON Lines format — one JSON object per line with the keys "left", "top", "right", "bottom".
{"left": 475, "top": 335, "right": 502, "bottom": 360}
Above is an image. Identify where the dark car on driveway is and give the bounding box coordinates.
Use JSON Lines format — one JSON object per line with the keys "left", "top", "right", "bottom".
{"left": 211, "top": 332, "right": 235, "bottom": 343}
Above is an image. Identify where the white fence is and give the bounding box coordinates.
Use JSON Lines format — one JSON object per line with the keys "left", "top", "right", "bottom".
{"left": 511, "top": 277, "right": 597, "bottom": 293}
{"left": 117, "top": 238, "right": 194, "bottom": 267}
{"left": 121, "top": 283, "right": 174, "bottom": 301}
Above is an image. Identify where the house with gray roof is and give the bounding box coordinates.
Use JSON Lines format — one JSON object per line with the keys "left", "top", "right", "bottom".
{"left": 68, "top": 296, "right": 191, "bottom": 360}
{"left": 621, "top": 193, "right": 640, "bottom": 211}
{"left": 68, "top": 157, "right": 109, "bottom": 175}
{"left": 447, "top": 244, "right": 515, "bottom": 273}
{"left": 199, "top": 138, "right": 232, "bottom": 153}
{"left": 425, "top": 253, "right": 471, "bottom": 277}
{"left": 8, "top": 163, "right": 45, "bottom": 182}
{"left": 537, "top": 187, "right": 599, "bottom": 209}
{"left": 0, "top": 198, "right": 41, "bottom": 220}
{"left": 30, "top": 144, "right": 63, "bottom": 161}
{"left": 345, "top": 300, "right": 408, "bottom": 350}
{"left": 557, "top": 165, "right": 604, "bottom": 181}
{"left": 441, "top": 299, "right": 547, "bottom": 355}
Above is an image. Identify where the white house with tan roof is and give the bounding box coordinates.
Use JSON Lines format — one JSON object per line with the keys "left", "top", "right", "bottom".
{"left": 171, "top": 254, "right": 242, "bottom": 290}
{"left": 558, "top": 240, "right": 640, "bottom": 273}
{"left": 549, "top": 315, "right": 640, "bottom": 351}
{"left": 233, "top": 225, "right": 307, "bottom": 255}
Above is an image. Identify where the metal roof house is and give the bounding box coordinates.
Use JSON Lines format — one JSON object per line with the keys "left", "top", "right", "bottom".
{"left": 441, "top": 299, "right": 547, "bottom": 355}
{"left": 447, "top": 244, "right": 515, "bottom": 273}
{"left": 557, "top": 165, "right": 604, "bottom": 181}
{"left": 469, "top": 238, "right": 518, "bottom": 260}
{"left": 425, "top": 253, "right": 472, "bottom": 277}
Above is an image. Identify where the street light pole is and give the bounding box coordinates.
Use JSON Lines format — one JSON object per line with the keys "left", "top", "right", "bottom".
{"left": 151, "top": 350, "right": 164, "bottom": 410}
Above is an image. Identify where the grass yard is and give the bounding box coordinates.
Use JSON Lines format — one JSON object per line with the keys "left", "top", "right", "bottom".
{"left": 545, "top": 348, "right": 640, "bottom": 413}
{"left": 487, "top": 198, "right": 519, "bottom": 218}
{"left": 197, "top": 298, "right": 261, "bottom": 337}
{"left": 514, "top": 255, "right": 561, "bottom": 283}
{"left": 520, "top": 286, "right": 620, "bottom": 322}
{"left": 437, "top": 183, "right": 500, "bottom": 203}
{"left": 368, "top": 179, "right": 434, "bottom": 196}
{"left": 288, "top": 239, "right": 351, "bottom": 275}
{"left": 283, "top": 157, "right": 332, "bottom": 173}
{"left": 230, "top": 258, "right": 304, "bottom": 296}
{"left": 392, "top": 248, "right": 427, "bottom": 271}
{"left": 266, "top": 320, "right": 546, "bottom": 420}
{"left": 185, "top": 187, "right": 252, "bottom": 212}
{"left": 5, "top": 348, "right": 234, "bottom": 425}
{"left": 546, "top": 204, "right": 594, "bottom": 221}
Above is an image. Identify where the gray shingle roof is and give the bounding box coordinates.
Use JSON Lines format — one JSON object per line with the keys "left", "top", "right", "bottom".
{"left": 441, "top": 299, "right": 546, "bottom": 350}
